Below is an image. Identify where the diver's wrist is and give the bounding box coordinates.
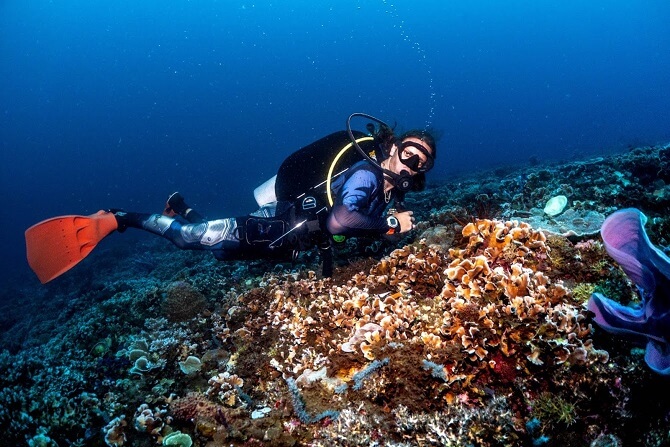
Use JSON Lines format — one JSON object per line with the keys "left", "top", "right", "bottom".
{"left": 385, "top": 215, "right": 400, "bottom": 235}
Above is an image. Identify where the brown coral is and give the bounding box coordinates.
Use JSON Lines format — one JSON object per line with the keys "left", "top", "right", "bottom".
{"left": 161, "top": 281, "right": 207, "bottom": 322}
{"left": 206, "top": 372, "right": 245, "bottom": 407}
{"left": 134, "top": 403, "right": 169, "bottom": 437}
{"left": 239, "top": 216, "right": 610, "bottom": 440}
{"left": 170, "top": 392, "right": 218, "bottom": 423}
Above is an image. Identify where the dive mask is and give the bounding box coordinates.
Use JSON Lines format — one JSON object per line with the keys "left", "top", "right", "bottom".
{"left": 398, "top": 140, "right": 434, "bottom": 172}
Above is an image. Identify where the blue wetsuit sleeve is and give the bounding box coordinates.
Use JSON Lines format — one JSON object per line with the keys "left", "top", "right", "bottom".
{"left": 326, "top": 169, "right": 389, "bottom": 236}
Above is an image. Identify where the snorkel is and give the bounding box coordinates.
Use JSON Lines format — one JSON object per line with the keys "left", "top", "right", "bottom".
{"left": 346, "top": 112, "right": 433, "bottom": 193}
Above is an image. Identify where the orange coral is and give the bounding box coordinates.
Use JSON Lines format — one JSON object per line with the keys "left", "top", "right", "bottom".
{"left": 251, "top": 218, "right": 604, "bottom": 405}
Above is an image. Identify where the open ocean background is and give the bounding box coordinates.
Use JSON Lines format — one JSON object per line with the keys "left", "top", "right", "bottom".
{"left": 1, "top": 0, "right": 669, "bottom": 289}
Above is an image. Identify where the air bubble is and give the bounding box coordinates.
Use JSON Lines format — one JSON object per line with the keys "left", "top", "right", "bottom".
{"left": 381, "top": 0, "right": 435, "bottom": 129}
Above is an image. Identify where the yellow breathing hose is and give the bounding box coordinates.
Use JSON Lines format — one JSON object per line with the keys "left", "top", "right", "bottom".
{"left": 326, "top": 136, "right": 374, "bottom": 207}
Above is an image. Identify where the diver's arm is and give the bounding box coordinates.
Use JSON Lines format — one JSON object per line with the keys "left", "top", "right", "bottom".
{"left": 327, "top": 206, "right": 416, "bottom": 236}
{"left": 326, "top": 169, "right": 390, "bottom": 236}
{"left": 326, "top": 204, "right": 389, "bottom": 236}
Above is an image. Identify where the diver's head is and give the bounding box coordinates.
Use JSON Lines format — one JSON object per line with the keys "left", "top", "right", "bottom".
{"left": 345, "top": 113, "right": 437, "bottom": 193}
{"left": 382, "top": 130, "right": 437, "bottom": 192}
{"left": 380, "top": 130, "right": 436, "bottom": 193}
{"left": 395, "top": 130, "right": 436, "bottom": 173}
{"left": 385, "top": 130, "right": 436, "bottom": 176}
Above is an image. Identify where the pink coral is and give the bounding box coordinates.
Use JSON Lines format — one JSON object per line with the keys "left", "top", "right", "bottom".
{"left": 341, "top": 323, "right": 383, "bottom": 354}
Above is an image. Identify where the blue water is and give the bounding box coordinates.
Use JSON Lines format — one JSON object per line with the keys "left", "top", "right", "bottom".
{"left": 1, "top": 0, "right": 669, "bottom": 286}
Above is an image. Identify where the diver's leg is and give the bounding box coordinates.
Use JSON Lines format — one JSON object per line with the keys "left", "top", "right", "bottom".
{"left": 112, "top": 211, "right": 239, "bottom": 252}
{"left": 163, "top": 192, "right": 206, "bottom": 223}
{"left": 318, "top": 239, "right": 333, "bottom": 278}
{"left": 112, "top": 210, "right": 296, "bottom": 261}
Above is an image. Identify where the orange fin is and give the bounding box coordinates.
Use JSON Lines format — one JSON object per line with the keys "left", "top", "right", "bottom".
{"left": 25, "top": 210, "right": 118, "bottom": 284}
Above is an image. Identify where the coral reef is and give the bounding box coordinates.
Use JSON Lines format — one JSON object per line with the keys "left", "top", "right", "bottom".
{"left": 2, "top": 142, "right": 670, "bottom": 446}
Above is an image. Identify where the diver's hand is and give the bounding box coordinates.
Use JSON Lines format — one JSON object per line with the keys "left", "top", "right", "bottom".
{"left": 395, "top": 210, "right": 416, "bottom": 233}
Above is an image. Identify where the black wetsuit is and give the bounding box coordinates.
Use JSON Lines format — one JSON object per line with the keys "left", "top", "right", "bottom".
{"left": 116, "top": 133, "right": 396, "bottom": 267}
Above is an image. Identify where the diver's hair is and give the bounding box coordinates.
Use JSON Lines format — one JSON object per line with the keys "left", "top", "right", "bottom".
{"left": 398, "top": 129, "right": 437, "bottom": 159}
{"left": 374, "top": 123, "right": 397, "bottom": 158}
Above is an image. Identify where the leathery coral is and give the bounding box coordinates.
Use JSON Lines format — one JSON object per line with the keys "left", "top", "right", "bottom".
{"left": 133, "top": 403, "right": 170, "bottom": 440}
{"left": 256, "top": 219, "right": 605, "bottom": 402}
{"left": 434, "top": 220, "right": 601, "bottom": 374}
{"left": 206, "top": 372, "right": 244, "bottom": 407}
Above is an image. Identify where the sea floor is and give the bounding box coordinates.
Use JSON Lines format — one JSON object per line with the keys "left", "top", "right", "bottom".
{"left": 2, "top": 143, "right": 670, "bottom": 446}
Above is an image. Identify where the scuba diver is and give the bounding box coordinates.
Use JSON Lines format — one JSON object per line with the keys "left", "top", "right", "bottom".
{"left": 25, "top": 113, "right": 437, "bottom": 284}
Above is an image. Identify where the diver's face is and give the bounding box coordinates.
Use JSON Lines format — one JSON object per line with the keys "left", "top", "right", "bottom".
{"left": 389, "top": 137, "right": 434, "bottom": 175}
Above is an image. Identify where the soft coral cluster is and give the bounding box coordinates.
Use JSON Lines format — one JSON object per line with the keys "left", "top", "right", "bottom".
{"left": 250, "top": 218, "right": 609, "bottom": 419}
{"left": 434, "top": 219, "right": 606, "bottom": 376}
